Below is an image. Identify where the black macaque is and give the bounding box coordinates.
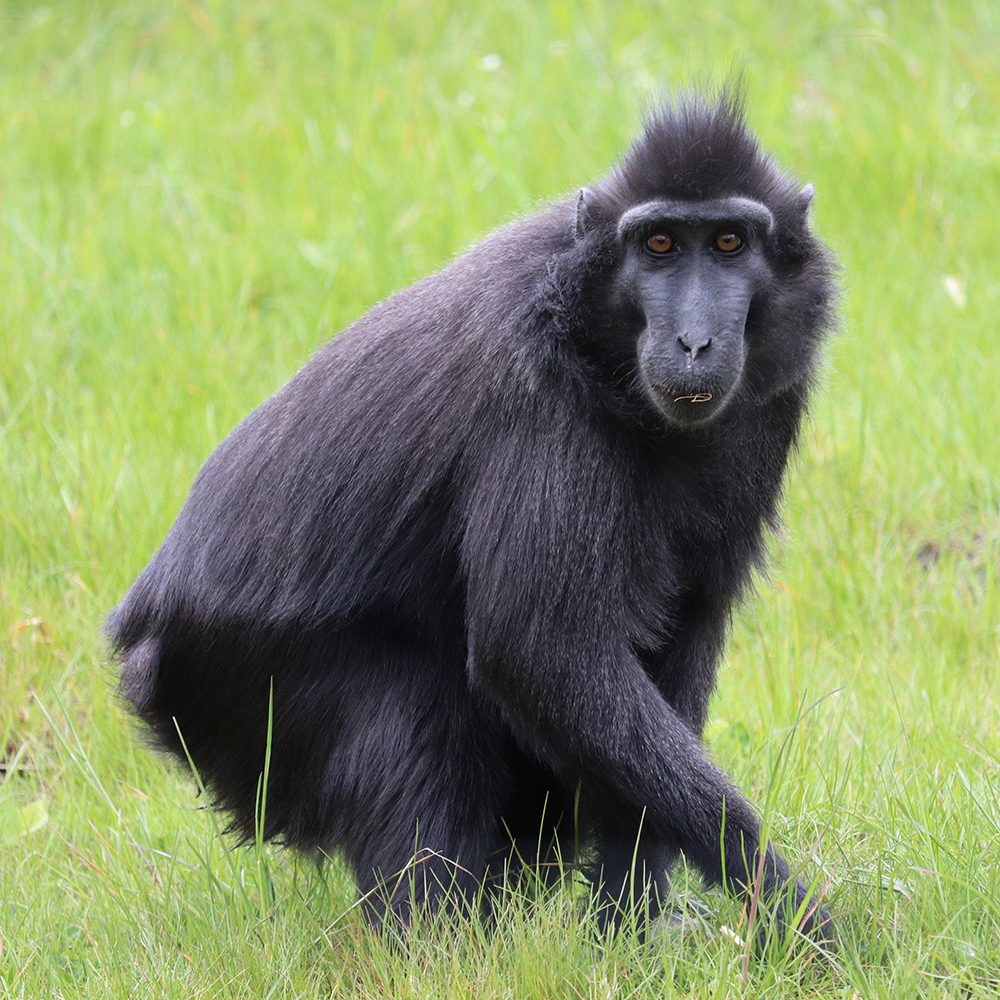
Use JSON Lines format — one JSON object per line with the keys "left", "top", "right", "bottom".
{"left": 109, "top": 90, "right": 837, "bottom": 948}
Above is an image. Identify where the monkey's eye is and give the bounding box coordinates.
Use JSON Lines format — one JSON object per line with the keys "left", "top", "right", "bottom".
{"left": 714, "top": 232, "right": 743, "bottom": 253}
{"left": 646, "top": 232, "right": 674, "bottom": 255}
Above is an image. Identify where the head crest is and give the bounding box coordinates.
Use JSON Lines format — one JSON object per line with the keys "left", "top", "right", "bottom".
{"left": 602, "top": 87, "right": 800, "bottom": 215}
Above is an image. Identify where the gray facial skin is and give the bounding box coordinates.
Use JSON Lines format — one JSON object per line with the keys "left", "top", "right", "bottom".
{"left": 614, "top": 197, "right": 777, "bottom": 427}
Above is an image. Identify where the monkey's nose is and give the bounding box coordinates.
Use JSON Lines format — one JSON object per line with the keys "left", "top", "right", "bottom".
{"left": 677, "top": 334, "right": 712, "bottom": 362}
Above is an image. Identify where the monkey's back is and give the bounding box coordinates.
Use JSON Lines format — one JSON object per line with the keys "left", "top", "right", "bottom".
{"left": 108, "top": 202, "right": 576, "bottom": 842}
{"left": 112, "top": 204, "right": 574, "bottom": 638}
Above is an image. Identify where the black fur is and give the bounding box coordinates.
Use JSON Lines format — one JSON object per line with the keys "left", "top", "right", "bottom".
{"left": 109, "top": 90, "right": 837, "bottom": 942}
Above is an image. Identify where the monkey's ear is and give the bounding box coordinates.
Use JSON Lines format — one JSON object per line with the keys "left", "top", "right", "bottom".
{"left": 575, "top": 187, "right": 594, "bottom": 240}
{"left": 797, "top": 183, "right": 816, "bottom": 217}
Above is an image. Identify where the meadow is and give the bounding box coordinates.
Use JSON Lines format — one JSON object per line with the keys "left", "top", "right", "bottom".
{"left": 0, "top": 1, "right": 997, "bottom": 996}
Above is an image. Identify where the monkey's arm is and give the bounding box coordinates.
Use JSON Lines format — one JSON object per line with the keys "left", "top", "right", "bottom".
{"left": 460, "top": 428, "right": 831, "bottom": 941}
{"left": 652, "top": 591, "right": 731, "bottom": 736}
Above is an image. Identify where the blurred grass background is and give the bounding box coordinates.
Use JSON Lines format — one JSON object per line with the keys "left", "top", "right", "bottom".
{"left": 0, "top": 1, "right": 997, "bottom": 996}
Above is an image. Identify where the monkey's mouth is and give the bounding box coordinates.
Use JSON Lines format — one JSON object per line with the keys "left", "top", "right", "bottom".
{"left": 672, "top": 391, "right": 714, "bottom": 404}
{"left": 641, "top": 377, "right": 735, "bottom": 427}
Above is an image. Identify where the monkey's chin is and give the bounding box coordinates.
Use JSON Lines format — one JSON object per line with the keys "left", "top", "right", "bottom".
{"left": 641, "top": 379, "right": 736, "bottom": 429}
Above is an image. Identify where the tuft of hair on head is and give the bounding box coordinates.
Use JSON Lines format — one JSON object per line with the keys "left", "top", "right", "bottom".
{"left": 602, "top": 83, "right": 800, "bottom": 218}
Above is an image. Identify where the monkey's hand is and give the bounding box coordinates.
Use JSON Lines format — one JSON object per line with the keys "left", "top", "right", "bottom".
{"left": 757, "top": 877, "right": 837, "bottom": 957}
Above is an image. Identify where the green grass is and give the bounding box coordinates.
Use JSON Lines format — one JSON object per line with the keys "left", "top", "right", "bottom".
{"left": 1, "top": 0, "right": 997, "bottom": 996}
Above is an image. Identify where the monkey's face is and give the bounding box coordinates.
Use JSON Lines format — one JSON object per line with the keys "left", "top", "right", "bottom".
{"left": 612, "top": 197, "right": 777, "bottom": 429}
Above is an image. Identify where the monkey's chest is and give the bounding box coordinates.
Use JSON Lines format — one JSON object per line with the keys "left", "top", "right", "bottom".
{"left": 633, "top": 457, "right": 774, "bottom": 642}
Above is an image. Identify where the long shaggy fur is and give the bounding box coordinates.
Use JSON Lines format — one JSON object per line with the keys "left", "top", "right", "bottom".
{"left": 109, "top": 91, "right": 837, "bottom": 935}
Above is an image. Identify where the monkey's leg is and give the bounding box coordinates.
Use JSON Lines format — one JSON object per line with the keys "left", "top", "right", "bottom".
{"left": 357, "top": 837, "right": 493, "bottom": 932}
{"left": 348, "top": 750, "right": 501, "bottom": 931}
{"left": 334, "top": 668, "right": 505, "bottom": 931}
{"left": 492, "top": 758, "right": 578, "bottom": 896}
{"left": 587, "top": 800, "right": 678, "bottom": 938}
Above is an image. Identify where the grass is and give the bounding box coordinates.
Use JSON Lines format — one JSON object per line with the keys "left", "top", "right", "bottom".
{"left": 0, "top": 0, "right": 997, "bottom": 996}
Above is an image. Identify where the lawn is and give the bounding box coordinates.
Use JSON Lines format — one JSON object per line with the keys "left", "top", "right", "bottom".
{"left": 1, "top": 1, "right": 997, "bottom": 996}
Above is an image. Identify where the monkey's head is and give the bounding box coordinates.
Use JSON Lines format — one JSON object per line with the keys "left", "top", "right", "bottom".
{"left": 574, "top": 91, "right": 836, "bottom": 429}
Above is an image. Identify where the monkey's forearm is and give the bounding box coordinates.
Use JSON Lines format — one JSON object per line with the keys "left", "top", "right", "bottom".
{"left": 473, "top": 644, "right": 782, "bottom": 899}
{"left": 476, "top": 649, "right": 833, "bottom": 942}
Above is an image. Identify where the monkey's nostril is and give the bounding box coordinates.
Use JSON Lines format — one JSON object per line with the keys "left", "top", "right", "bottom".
{"left": 678, "top": 335, "right": 712, "bottom": 360}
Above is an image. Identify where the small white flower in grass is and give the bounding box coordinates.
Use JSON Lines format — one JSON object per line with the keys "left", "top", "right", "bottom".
{"left": 457, "top": 91, "right": 474, "bottom": 109}
{"left": 953, "top": 82, "right": 976, "bottom": 109}
{"left": 479, "top": 53, "right": 503, "bottom": 72}
{"left": 719, "top": 925, "right": 744, "bottom": 947}
{"left": 119, "top": 109, "right": 135, "bottom": 128}
{"left": 942, "top": 274, "right": 967, "bottom": 308}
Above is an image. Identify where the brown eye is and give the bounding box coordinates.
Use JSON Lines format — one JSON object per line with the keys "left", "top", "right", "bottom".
{"left": 714, "top": 232, "right": 743, "bottom": 253}
{"left": 646, "top": 232, "right": 673, "bottom": 255}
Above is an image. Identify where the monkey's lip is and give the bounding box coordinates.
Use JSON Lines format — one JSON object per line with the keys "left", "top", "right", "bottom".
{"left": 647, "top": 382, "right": 724, "bottom": 407}
{"left": 643, "top": 379, "right": 733, "bottom": 426}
